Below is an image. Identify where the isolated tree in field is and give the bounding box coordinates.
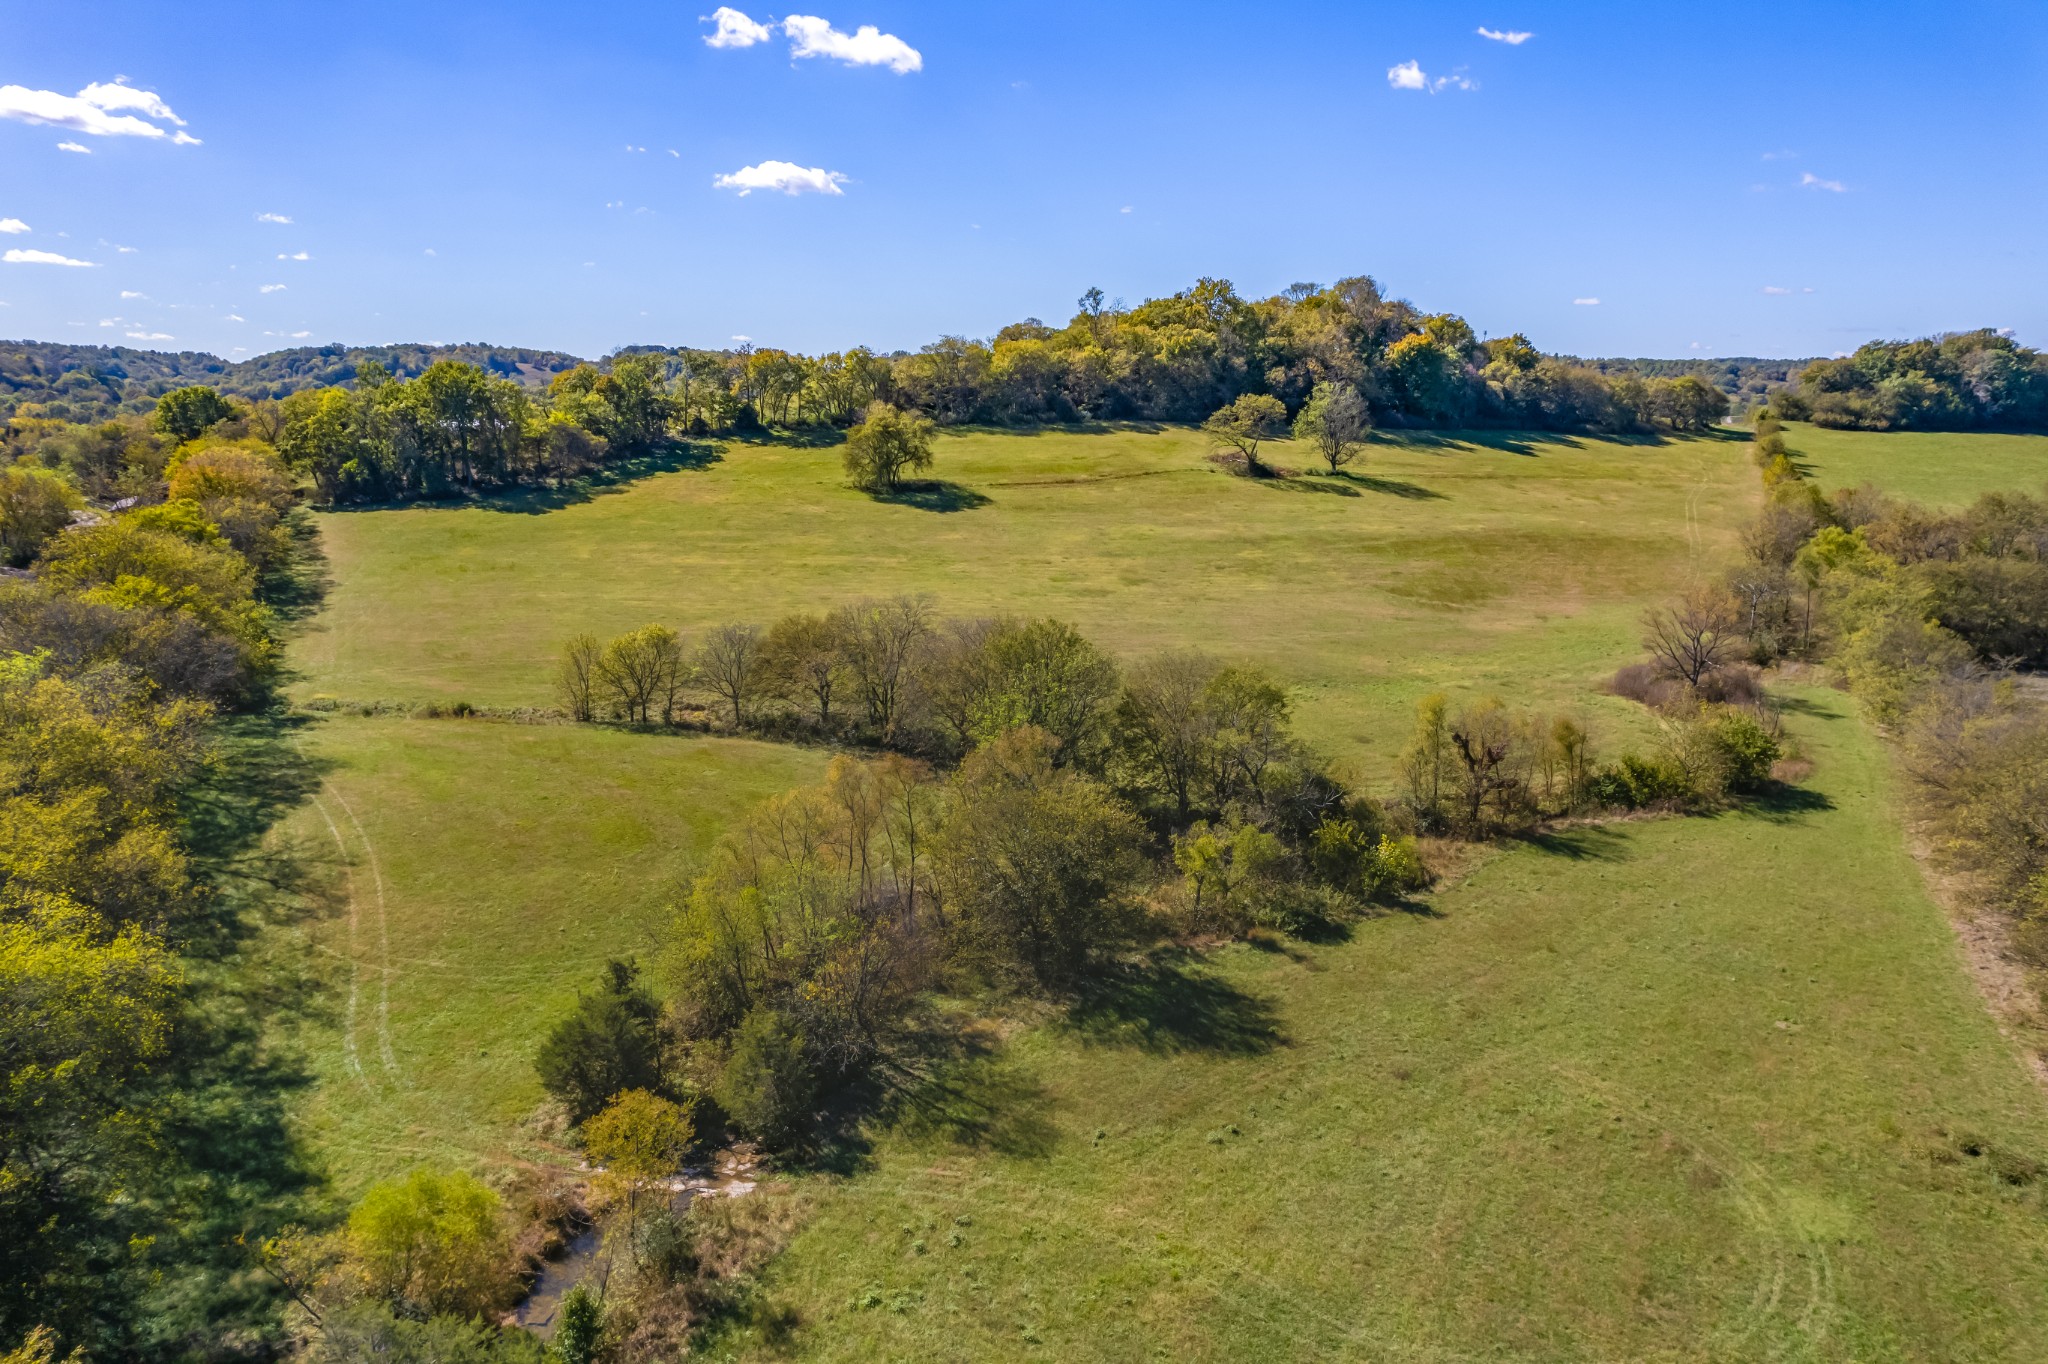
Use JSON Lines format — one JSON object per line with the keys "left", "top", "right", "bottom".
{"left": 558, "top": 632, "right": 603, "bottom": 721}
{"left": 760, "top": 611, "right": 849, "bottom": 728}
{"left": 698, "top": 621, "right": 766, "bottom": 728}
{"left": 534, "top": 959, "right": 664, "bottom": 1122}
{"left": 1644, "top": 586, "right": 1739, "bottom": 692}
{"left": 1292, "top": 381, "right": 1371, "bottom": 473}
{"left": 842, "top": 401, "right": 936, "bottom": 493}
{"left": 598, "top": 624, "right": 686, "bottom": 724}
{"left": 583, "top": 1089, "right": 694, "bottom": 1270}
{"left": 0, "top": 464, "right": 82, "bottom": 566}
{"left": 1203, "top": 394, "right": 1288, "bottom": 475}
{"left": 152, "top": 385, "right": 235, "bottom": 444}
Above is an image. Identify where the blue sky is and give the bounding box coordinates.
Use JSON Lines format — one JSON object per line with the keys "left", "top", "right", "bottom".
{"left": 2, "top": 0, "right": 2043, "bottom": 362}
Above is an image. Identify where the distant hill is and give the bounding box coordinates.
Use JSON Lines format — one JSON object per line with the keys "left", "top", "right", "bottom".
{"left": 0, "top": 340, "right": 586, "bottom": 423}
{"left": 1569, "top": 356, "right": 1817, "bottom": 407}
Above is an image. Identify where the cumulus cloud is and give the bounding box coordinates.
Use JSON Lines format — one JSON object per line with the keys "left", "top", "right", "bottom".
{"left": 1572, "top": 297, "right": 1600, "bottom": 306}
{"left": 278, "top": 251, "right": 310, "bottom": 260}
{"left": 1387, "top": 60, "right": 1473, "bottom": 93}
{"left": 0, "top": 80, "right": 199, "bottom": 143}
{"left": 1477, "top": 27, "right": 1532, "bottom": 43}
{"left": 702, "top": 6, "right": 772, "bottom": 47}
{"left": 4, "top": 247, "right": 96, "bottom": 266}
{"left": 714, "top": 159, "right": 847, "bottom": 196}
{"left": 0, "top": 218, "right": 26, "bottom": 234}
{"left": 256, "top": 212, "right": 292, "bottom": 224}
{"left": 783, "top": 15, "right": 923, "bottom": 72}
{"left": 1800, "top": 171, "right": 1846, "bottom": 192}
{"left": 260, "top": 283, "right": 286, "bottom": 292}
{"left": 57, "top": 141, "right": 90, "bottom": 153}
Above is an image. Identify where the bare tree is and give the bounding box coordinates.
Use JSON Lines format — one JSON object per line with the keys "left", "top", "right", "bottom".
{"left": 835, "top": 595, "right": 935, "bottom": 740}
{"left": 1644, "top": 586, "right": 1739, "bottom": 693}
{"left": 698, "top": 622, "right": 765, "bottom": 729}
{"left": 760, "top": 611, "right": 850, "bottom": 730}
{"left": 1114, "top": 650, "right": 1224, "bottom": 823}
{"left": 1449, "top": 698, "right": 1524, "bottom": 835}
{"left": 558, "top": 632, "right": 602, "bottom": 721}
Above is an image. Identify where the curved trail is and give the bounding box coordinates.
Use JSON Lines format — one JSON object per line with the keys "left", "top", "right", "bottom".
{"left": 330, "top": 787, "right": 401, "bottom": 1080}
{"left": 308, "top": 794, "right": 368, "bottom": 1088}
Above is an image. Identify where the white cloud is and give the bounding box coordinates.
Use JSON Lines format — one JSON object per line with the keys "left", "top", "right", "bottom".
{"left": 423, "top": 247, "right": 436, "bottom": 256}
{"left": 57, "top": 141, "right": 90, "bottom": 153}
{"left": 99, "top": 318, "right": 121, "bottom": 327}
{"left": 667, "top": 148, "right": 679, "bottom": 157}
{"left": 114, "top": 244, "right": 137, "bottom": 254}
{"left": 1761, "top": 285, "right": 1791, "bottom": 295}
{"left": 278, "top": 251, "right": 310, "bottom": 260}
{"left": 714, "top": 159, "right": 847, "bottom": 196}
{"left": 1800, "top": 171, "right": 1846, "bottom": 192}
{"left": 1388, "top": 60, "right": 1473, "bottom": 93}
{"left": 703, "top": 6, "right": 772, "bottom": 47}
{"left": 0, "top": 80, "right": 199, "bottom": 142}
{"left": 0, "top": 218, "right": 26, "bottom": 234}
{"left": 256, "top": 212, "right": 292, "bottom": 224}
{"left": 260, "top": 283, "right": 286, "bottom": 292}
{"left": 120, "top": 289, "right": 145, "bottom": 298}
{"left": 225, "top": 313, "right": 244, "bottom": 321}
{"left": 4, "top": 247, "right": 96, "bottom": 266}
{"left": 731, "top": 334, "right": 752, "bottom": 343}
{"left": 626, "top": 144, "right": 645, "bottom": 152}
{"left": 783, "top": 15, "right": 922, "bottom": 72}
{"left": 1572, "top": 297, "right": 1600, "bottom": 306}
{"left": 1477, "top": 27, "right": 1532, "bottom": 43}
{"left": 291, "top": 330, "right": 311, "bottom": 338}
{"left": 1761, "top": 149, "right": 1798, "bottom": 161}
{"left": 1120, "top": 205, "right": 1132, "bottom": 214}
{"left": 126, "top": 331, "right": 173, "bottom": 340}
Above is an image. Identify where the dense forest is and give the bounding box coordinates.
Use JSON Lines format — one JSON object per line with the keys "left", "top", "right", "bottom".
{"left": 1773, "top": 329, "right": 2048, "bottom": 431}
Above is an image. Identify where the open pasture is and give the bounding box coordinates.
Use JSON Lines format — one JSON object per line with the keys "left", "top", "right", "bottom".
{"left": 1783, "top": 423, "right": 2048, "bottom": 508}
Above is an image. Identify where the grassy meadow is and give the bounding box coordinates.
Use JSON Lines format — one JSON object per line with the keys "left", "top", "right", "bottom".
{"left": 266, "top": 421, "right": 2048, "bottom": 1356}
{"left": 1783, "top": 422, "right": 2048, "bottom": 507}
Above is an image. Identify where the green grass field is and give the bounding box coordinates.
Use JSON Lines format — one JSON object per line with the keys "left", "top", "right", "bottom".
{"left": 714, "top": 689, "right": 2048, "bottom": 1363}
{"left": 294, "top": 426, "right": 1752, "bottom": 777}
{"left": 1783, "top": 422, "right": 2048, "bottom": 508}
{"left": 267, "top": 422, "right": 2048, "bottom": 1355}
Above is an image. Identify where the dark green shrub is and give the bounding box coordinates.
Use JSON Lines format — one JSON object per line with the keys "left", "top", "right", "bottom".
{"left": 1588, "top": 755, "right": 1693, "bottom": 809}
{"left": 550, "top": 1283, "right": 602, "bottom": 1364}
{"left": 715, "top": 1006, "right": 816, "bottom": 1148}
{"left": 1707, "top": 710, "right": 1781, "bottom": 792}
{"left": 534, "top": 960, "right": 663, "bottom": 1124}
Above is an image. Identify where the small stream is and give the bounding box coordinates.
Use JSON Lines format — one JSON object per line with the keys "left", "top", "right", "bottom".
{"left": 513, "top": 1156, "right": 759, "bottom": 1336}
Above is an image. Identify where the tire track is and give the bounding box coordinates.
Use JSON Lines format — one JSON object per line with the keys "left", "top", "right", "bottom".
{"left": 331, "top": 787, "right": 401, "bottom": 1080}
{"left": 308, "top": 794, "right": 368, "bottom": 1088}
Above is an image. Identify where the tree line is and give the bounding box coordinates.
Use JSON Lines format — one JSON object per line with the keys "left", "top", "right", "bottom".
{"left": 1772, "top": 329, "right": 2048, "bottom": 431}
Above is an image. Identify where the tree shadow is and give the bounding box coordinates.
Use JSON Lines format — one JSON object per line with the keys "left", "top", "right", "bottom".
{"left": 322, "top": 442, "right": 723, "bottom": 516}
{"left": 1268, "top": 475, "right": 1361, "bottom": 497}
{"left": 1329, "top": 470, "right": 1447, "bottom": 500}
{"left": 1738, "top": 782, "right": 1836, "bottom": 823}
{"left": 1520, "top": 824, "right": 1634, "bottom": 862}
{"left": 1063, "top": 951, "right": 1285, "bottom": 1057}
{"left": 258, "top": 510, "right": 333, "bottom": 625}
{"left": 871, "top": 480, "right": 993, "bottom": 513}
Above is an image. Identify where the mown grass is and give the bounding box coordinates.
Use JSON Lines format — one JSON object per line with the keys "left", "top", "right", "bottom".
{"left": 710, "top": 688, "right": 2048, "bottom": 1363}
{"left": 294, "top": 425, "right": 1757, "bottom": 777}
{"left": 1781, "top": 422, "right": 2048, "bottom": 508}
{"left": 279, "top": 714, "right": 823, "bottom": 1189}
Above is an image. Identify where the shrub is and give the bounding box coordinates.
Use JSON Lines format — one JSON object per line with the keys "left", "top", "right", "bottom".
{"left": 1705, "top": 709, "right": 1781, "bottom": 793}
{"left": 345, "top": 1170, "right": 510, "bottom": 1318}
{"left": 534, "top": 960, "right": 664, "bottom": 1124}
{"left": 550, "top": 1284, "right": 603, "bottom": 1364}
{"left": 0, "top": 464, "right": 82, "bottom": 567}
{"left": 715, "top": 1006, "right": 816, "bottom": 1148}
{"left": 1587, "top": 754, "right": 1693, "bottom": 810}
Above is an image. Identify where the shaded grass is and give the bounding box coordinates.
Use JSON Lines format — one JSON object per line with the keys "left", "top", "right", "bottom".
{"left": 707, "top": 688, "right": 2048, "bottom": 1362}
{"left": 1781, "top": 423, "right": 2048, "bottom": 508}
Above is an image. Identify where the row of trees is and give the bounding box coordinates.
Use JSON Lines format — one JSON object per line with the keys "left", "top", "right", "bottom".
{"left": 1775, "top": 330, "right": 2048, "bottom": 431}
{"left": 2, "top": 388, "right": 314, "bottom": 1357}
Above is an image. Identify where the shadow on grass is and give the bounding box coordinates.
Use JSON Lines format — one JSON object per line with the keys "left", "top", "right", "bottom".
{"left": 1521, "top": 824, "right": 1634, "bottom": 862}
{"left": 871, "top": 479, "right": 993, "bottom": 512}
{"left": 1740, "top": 782, "right": 1836, "bottom": 823}
{"left": 1064, "top": 950, "right": 1284, "bottom": 1057}
{"left": 1269, "top": 474, "right": 1361, "bottom": 497}
{"left": 324, "top": 442, "right": 723, "bottom": 516}
{"left": 1329, "top": 469, "right": 1447, "bottom": 500}
{"left": 258, "top": 510, "right": 333, "bottom": 625}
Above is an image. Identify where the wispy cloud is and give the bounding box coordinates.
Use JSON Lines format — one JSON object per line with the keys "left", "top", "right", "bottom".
{"left": 0, "top": 80, "right": 200, "bottom": 143}
{"left": 1800, "top": 171, "right": 1847, "bottom": 192}
{"left": 277, "top": 251, "right": 310, "bottom": 260}
{"left": 4, "top": 247, "right": 96, "bottom": 266}
{"left": 0, "top": 218, "right": 26, "bottom": 234}
{"left": 705, "top": 9, "right": 922, "bottom": 72}
{"left": 625, "top": 144, "right": 645, "bottom": 152}
{"left": 291, "top": 330, "right": 311, "bottom": 338}
{"left": 1573, "top": 297, "right": 1600, "bottom": 306}
{"left": 224, "top": 313, "right": 244, "bottom": 321}
{"left": 1761, "top": 149, "right": 1798, "bottom": 161}
{"left": 256, "top": 212, "right": 292, "bottom": 224}
{"left": 125, "top": 330, "right": 173, "bottom": 341}
{"left": 56, "top": 141, "right": 90, "bottom": 154}
{"left": 714, "top": 159, "right": 847, "bottom": 196}
{"left": 784, "top": 15, "right": 923, "bottom": 72}
{"left": 702, "top": 6, "right": 772, "bottom": 47}
{"left": 1761, "top": 286, "right": 1792, "bottom": 295}
{"left": 1477, "top": 27, "right": 1532, "bottom": 43}
{"left": 260, "top": 283, "right": 286, "bottom": 292}
{"left": 1387, "top": 60, "right": 1474, "bottom": 93}
{"left": 120, "top": 289, "right": 145, "bottom": 299}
